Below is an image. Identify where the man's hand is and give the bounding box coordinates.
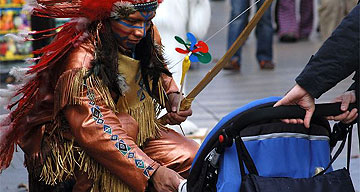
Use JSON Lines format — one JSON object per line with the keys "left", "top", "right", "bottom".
{"left": 150, "top": 166, "right": 184, "bottom": 192}
{"left": 274, "top": 84, "right": 315, "bottom": 128}
{"left": 165, "top": 92, "right": 192, "bottom": 125}
{"left": 327, "top": 90, "right": 358, "bottom": 124}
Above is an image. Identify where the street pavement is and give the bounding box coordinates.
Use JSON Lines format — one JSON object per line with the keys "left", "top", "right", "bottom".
{"left": 1, "top": 0, "right": 359, "bottom": 191}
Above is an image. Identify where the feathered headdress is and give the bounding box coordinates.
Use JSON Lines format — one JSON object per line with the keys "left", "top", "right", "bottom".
{"left": 0, "top": 0, "right": 162, "bottom": 171}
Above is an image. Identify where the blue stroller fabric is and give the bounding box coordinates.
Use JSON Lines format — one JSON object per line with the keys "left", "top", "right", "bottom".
{"left": 190, "top": 97, "right": 332, "bottom": 192}
{"left": 217, "top": 129, "right": 331, "bottom": 191}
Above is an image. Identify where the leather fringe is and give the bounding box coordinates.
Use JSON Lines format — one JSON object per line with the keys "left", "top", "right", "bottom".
{"left": 116, "top": 80, "right": 167, "bottom": 147}
{"left": 157, "top": 80, "right": 166, "bottom": 108}
{"left": 54, "top": 68, "right": 117, "bottom": 117}
{"left": 124, "top": 96, "right": 163, "bottom": 146}
{"left": 39, "top": 139, "right": 133, "bottom": 192}
{"left": 39, "top": 139, "right": 76, "bottom": 185}
{"left": 78, "top": 150, "right": 132, "bottom": 192}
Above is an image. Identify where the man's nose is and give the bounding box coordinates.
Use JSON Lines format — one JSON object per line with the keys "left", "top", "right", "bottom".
{"left": 133, "top": 25, "right": 146, "bottom": 38}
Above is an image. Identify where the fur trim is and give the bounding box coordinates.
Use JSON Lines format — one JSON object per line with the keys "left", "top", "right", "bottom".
{"left": 0, "top": 84, "right": 23, "bottom": 108}
{"left": 71, "top": 17, "right": 91, "bottom": 31}
{"left": 25, "top": 57, "right": 41, "bottom": 65}
{"left": 22, "top": 0, "right": 39, "bottom": 14}
{"left": 9, "top": 67, "right": 33, "bottom": 82}
{"left": 111, "top": 2, "right": 136, "bottom": 19}
{"left": 6, "top": 84, "right": 23, "bottom": 92}
{"left": 0, "top": 88, "right": 15, "bottom": 98}
{"left": 4, "top": 31, "right": 30, "bottom": 43}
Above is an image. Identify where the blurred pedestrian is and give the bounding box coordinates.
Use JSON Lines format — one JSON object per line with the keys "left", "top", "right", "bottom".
{"left": 277, "top": 0, "right": 314, "bottom": 42}
{"left": 224, "top": 0, "right": 275, "bottom": 71}
{"left": 318, "top": 0, "right": 357, "bottom": 40}
{"left": 274, "top": 4, "right": 359, "bottom": 128}
{"left": 153, "top": 0, "right": 211, "bottom": 134}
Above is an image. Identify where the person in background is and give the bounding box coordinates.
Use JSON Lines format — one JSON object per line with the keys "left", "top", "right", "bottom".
{"left": 277, "top": 0, "right": 314, "bottom": 42}
{"left": 224, "top": 0, "right": 275, "bottom": 71}
{"left": 0, "top": 0, "right": 199, "bottom": 191}
{"left": 318, "top": 0, "right": 357, "bottom": 40}
{"left": 274, "top": 4, "right": 359, "bottom": 127}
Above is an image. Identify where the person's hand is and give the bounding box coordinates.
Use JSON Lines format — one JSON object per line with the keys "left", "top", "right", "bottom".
{"left": 165, "top": 92, "right": 192, "bottom": 125}
{"left": 274, "top": 84, "right": 315, "bottom": 128}
{"left": 150, "top": 166, "right": 184, "bottom": 192}
{"left": 327, "top": 90, "right": 358, "bottom": 124}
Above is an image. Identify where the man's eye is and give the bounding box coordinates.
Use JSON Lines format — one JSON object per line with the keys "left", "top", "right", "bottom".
{"left": 125, "top": 19, "right": 136, "bottom": 24}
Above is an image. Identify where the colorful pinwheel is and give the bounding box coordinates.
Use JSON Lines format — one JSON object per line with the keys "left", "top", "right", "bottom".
{"left": 175, "top": 32, "right": 212, "bottom": 64}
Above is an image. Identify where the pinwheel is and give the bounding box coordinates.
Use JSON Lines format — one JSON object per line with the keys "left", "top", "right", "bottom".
{"left": 175, "top": 32, "right": 212, "bottom": 64}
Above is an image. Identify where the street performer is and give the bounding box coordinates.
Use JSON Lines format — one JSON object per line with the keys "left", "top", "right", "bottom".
{"left": 0, "top": 0, "right": 199, "bottom": 191}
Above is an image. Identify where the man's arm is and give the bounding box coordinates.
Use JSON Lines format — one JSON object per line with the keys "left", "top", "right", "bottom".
{"left": 295, "top": 4, "right": 359, "bottom": 98}
{"left": 64, "top": 86, "right": 160, "bottom": 192}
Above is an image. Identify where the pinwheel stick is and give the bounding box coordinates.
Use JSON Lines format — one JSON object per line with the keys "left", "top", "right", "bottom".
{"left": 161, "top": 0, "right": 274, "bottom": 124}
{"left": 177, "top": 56, "right": 191, "bottom": 113}
{"left": 177, "top": 83, "right": 185, "bottom": 113}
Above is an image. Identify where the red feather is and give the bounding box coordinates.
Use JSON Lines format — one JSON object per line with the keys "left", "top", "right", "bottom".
{"left": 81, "top": 0, "right": 118, "bottom": 21}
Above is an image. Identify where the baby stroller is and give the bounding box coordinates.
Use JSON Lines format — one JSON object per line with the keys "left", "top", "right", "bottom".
{"left": 186, "top": 97, "right": 356, "bottom": 192}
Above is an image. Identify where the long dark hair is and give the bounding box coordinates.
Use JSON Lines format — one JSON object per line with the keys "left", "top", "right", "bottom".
{"left": 88, "top": 20, "right": 171, "bottom": 96}
{"left": 135, "top": 22, "right": 172, "bottom": 96}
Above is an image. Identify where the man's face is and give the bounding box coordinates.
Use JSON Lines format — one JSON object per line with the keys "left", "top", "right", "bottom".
{"left": 110, "top": 10, "right": 156, "bottom": 49}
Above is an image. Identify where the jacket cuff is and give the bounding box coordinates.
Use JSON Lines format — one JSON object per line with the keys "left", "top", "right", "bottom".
{"left": 148, "top": 162, "right": 160, "bottom": 179}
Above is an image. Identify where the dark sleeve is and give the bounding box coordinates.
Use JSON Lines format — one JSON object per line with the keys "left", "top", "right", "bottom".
{"left": 295, "top": 4, "right": 359, "bottom": 98}
{"left": 348, "top": 82, "right": 356, "bottom": 91}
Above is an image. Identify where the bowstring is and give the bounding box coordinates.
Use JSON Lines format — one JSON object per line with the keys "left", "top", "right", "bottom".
{"left": 167, "top": 0, "right": 261, "bottom": 70}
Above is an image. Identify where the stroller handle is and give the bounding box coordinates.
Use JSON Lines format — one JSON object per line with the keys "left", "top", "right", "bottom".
{"left": 227, "top": 102, "right": 357, "bottom": 136}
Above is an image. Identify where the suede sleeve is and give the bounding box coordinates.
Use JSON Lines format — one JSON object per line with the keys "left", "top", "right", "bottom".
{"left": 63, "top": 86, "right": 160, "bottom": 192}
